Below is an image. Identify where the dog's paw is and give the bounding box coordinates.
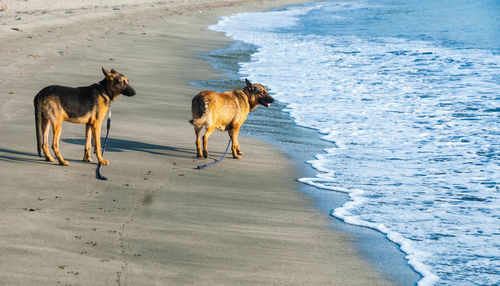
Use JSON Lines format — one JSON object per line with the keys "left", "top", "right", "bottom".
{"left": 45, "top": 156, "right": 55, "bottom": 162}
{"left": 237, "top": 150, "right": 244, "bottom": 155}
{"left": 58, "top": 160, "right": 69, "bottom": 166}
{"left": 202, "top": 151, "right": 208, "bottom": 159}
{"left": 99, "top": 160, "right": 110, "bottom": 166}
{"left": 83, "top": 157, "right": 93, "bottom": 163}
{"left": 233, "top": 154, "right": 241, "bottom": 159}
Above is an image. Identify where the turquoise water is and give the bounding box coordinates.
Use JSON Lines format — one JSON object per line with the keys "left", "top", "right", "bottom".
{"left": 205, "top": 1, "right": 500, "bottom": 285}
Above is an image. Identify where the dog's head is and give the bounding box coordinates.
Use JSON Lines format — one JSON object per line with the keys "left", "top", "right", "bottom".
{"left": 244, "top": 79, "right": 274, "bottom": 108}
{"left": 102, "top": 67, "right": 136, "bottom": 98}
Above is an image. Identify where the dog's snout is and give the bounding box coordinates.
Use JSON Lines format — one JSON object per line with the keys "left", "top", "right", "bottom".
{"left": 123, "top": 86, "right": 136, "bottom": 96}
{"left": 265, "top": 94, "right": 275, "bottom": 103}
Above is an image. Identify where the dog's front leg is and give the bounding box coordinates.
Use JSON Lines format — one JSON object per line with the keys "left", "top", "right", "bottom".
{"left": 229, "top": 126, "right": 243, "bottom": 159}
{"left": 83, "top": 123, "right": 93, "bottom": 162}
{"left": 91, "top": 123, "right": 109, "bottom": 166}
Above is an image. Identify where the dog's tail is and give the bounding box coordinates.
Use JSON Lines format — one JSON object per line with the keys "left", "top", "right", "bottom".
{"left": 189, "top": 95, "right": 209, "bottom": 126}
{"left": 34, "top": 93, "right": 43, "bottom": 157}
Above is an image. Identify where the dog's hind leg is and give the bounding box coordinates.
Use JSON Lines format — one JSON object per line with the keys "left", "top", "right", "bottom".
{"left": 83, "top": 123, "right": 93, "bottom": 162}
{"left": 194, "top": 125, "right": 203, "bottom": 158}
{"left": 41, "top": 116, "right": 55, "bottom": 162}
{"left": 202, "top": 126, "right": 215, "bottom": 159}
{"left": 51, "top": 119, "right": 69, "bottom": 166}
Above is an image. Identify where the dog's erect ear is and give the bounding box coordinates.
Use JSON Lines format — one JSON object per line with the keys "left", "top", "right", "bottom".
{"left": 110, "top": 68, "right": 117, "bottom": 74}
{"left": 245, "top": 78, "right": 254, "bottom": 91}
{"left": 102, "top": 67, "right": 112, "bottom": 79}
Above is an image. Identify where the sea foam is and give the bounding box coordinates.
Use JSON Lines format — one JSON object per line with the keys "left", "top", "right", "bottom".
{"left": 210, "top": 2, "right": 500, "bottom": 285}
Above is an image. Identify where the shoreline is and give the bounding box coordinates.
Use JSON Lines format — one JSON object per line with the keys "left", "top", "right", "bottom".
{"left": 1, "top": 1, "right": 393, "bottom": 285}
{"left": 197, "top": 31, "right": 422, "bottom": 286}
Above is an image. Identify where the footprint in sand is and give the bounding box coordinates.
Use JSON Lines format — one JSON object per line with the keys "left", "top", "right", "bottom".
{"left": 86, "top": 241, "right": 97, "bottom": 247}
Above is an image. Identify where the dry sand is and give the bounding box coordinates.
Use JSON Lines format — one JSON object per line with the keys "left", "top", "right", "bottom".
{"left": 0, "top": 1, "right": 393, "bottom": 285}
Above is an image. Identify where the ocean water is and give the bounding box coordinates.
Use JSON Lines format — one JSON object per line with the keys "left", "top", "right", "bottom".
{"left": 207, "top": 1, "right": 500, "bottom": 285}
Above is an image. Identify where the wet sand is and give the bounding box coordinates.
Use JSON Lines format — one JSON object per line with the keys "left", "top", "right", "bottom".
{"left": 0, "top": 1, "right": 393, "bottom": 285}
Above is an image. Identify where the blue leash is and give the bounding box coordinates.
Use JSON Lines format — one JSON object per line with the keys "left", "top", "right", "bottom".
{"left": 197, "top": 138, "right": 232, "bottom": 170}
{"left": 96, "top": 108, "right": 111, "bottom": 180}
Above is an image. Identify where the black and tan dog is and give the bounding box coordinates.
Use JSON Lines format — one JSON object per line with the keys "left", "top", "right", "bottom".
{"left": 33, "top": 68, "right": 136, "bottom": 166}
{"left": 190, "top": 79, "right": 274, "bottom": 159}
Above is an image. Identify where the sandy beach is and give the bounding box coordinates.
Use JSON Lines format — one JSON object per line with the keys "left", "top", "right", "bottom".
{"left": 1, "top": 1, "right": 393, "bottom": 285}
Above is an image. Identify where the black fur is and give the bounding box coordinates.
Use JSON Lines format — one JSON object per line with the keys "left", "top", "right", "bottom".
{"left": 33, "top": 68, "right": 135, "bottom": 165}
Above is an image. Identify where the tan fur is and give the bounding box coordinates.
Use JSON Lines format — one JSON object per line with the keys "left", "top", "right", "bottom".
{"left": 190, "top": 79, "right": 274, "bottom": 159}
{"left": 33, "top": 68, "right": 135, "bottom": 166}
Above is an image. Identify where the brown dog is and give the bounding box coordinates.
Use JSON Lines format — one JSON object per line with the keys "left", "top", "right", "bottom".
{"left": 190, "top": 79, "right": 274, "bottom": 159}
{"left": 33, "top": 68, "right": 136, "bottom": 166}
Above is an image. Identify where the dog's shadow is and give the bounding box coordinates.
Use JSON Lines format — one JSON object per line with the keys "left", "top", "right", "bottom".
{"left": 0, "top": 138, "right": 222, "bottom": 165}
{"left": 62, "top": 138, "right": 196, "bottom": 159}
{"left": 0, "top": 148, "right": 42, "bottom": 164}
